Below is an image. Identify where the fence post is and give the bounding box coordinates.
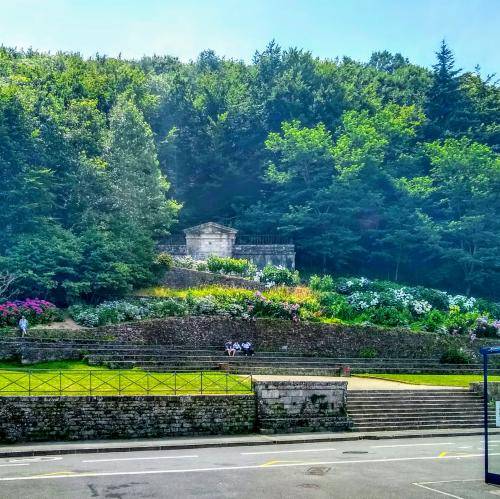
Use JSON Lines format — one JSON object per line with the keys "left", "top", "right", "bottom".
{"left": 28, "top": 370, "right": 31, "bottom": 396}
{"left": 59, "top": 371, "right": 62, "bottom": 396}
{"left": 89, "top": 371, "right": 92, "bottom": 396}
{"left": 174, "top": 371, "right": 177, "bottom": 395}
{"left": 146, "top": 372, "right": 150, "bottom": 395}
{"left": 225, "top": 372, "right": 228, "bottom": 394}
{"left": 118, "top": 371, "right": 122, "bottom": 396}
{"left": 200, "top": 372, "right": 203, "bottom": 395}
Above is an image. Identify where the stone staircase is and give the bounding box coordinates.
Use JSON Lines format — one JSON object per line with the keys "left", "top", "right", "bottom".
{"left": 3, "top": 337, "right": 500, "bottom": 375}
{"left": 347, "top": 389, "right": 491, "bottom": 431}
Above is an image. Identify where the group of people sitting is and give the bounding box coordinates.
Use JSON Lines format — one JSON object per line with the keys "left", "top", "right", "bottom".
{"left": 224, "top": 340, "right": 254, "bottom": 357}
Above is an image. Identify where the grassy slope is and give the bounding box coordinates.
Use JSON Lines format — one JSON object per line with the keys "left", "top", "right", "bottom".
{"left": 0, "top": 360, "right": 252, "bottom": 396}
{"left": 356, "top": 373, "right": 500, "bottom": 387}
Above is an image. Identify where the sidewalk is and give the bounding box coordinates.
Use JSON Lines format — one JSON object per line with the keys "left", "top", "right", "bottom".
{"left": 0, "top": 428, "right": 490, "bottom": 459}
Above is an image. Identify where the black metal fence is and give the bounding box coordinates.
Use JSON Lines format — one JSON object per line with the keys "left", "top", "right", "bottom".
{"left": 0, "top": 370, "right": 253, "bottom": 397}
{"left": 236, "top": 234, "right": 293, "bottom": 245}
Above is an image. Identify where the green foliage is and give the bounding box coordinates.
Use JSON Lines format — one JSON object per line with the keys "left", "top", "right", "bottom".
{"left": 155, "top": 252, "right": 174, "bottom": 270}
{"left": 358, "top": 347, "right": 378, "bottom": 359}
{"left": 309, "top": 275, "right": 335, "bottom": 292}
{"left": 364, "top": 306, "right": 412, "bottom": 327}
{"left": 440, "top": 347, "right": 473, "bottom": 365}
{"left": 260, "top": 265, "right": 300, "bottom": 286}
{"left": 0, "top": 42, "right": 499, "bottom": 303}
{"left": 206, "top": 256, "right": 257, "bottom": 277}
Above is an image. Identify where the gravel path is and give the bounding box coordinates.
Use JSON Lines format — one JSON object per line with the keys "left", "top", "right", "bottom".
{"left": 251, "top": 375, "right": 462, "bottom": 390}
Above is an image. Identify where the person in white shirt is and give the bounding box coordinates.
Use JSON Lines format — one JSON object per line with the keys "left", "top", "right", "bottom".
{"left": 19, "top": 316, "right": 28, "bottom": 337}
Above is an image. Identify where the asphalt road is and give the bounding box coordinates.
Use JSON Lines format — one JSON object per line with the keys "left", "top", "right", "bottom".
{"left": 0, "top": 435, "right": 498, "bottom": 498}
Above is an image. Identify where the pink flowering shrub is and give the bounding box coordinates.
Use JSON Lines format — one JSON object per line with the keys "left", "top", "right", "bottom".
{"left": 0, "top": 299, "right": 62, "bottom": 327}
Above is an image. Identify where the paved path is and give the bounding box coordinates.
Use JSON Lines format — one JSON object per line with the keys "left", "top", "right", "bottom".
{"left": 252, "top": 375, "right": 461, "bottom": 390}
{"left": 0, "top": 435, "right": 494, "bottom": 498}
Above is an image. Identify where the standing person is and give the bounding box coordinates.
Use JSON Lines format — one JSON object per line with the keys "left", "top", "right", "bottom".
{"left": 18, "top": 316, "right": 28, "bottom": 337}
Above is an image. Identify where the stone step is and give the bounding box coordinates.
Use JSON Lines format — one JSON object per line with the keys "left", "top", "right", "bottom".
{"left": 351, "top": 423, "right": 487, "bottom": 431}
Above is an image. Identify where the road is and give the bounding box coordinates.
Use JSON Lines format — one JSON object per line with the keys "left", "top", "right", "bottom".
{"left": 0, "top": 435, "right": 498, "bottom": 498}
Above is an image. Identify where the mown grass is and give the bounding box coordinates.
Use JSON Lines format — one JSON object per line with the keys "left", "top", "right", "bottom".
{"left": 0, "top": 360, "right": 252, "bottom": 396}
{"left": 356, "top": 373, "right": 500, "bottom": 387}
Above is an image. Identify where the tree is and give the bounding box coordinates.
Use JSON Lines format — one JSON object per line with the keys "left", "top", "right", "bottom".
{"left": 425, "top": 41, "right": 465, "bottom": 138}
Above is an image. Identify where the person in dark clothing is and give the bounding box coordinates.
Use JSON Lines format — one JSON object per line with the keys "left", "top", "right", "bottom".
{"left": 241, "top": 341, "right": 254, "bottom": 356}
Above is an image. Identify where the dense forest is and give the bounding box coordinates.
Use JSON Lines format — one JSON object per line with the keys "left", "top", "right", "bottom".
{"left": 0, "top": 41, "right": 499, "bottom": 303}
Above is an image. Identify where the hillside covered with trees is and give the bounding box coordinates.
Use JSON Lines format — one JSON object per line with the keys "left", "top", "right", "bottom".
{"left": 0, "top": 41, "right": 499, "bottom": 302}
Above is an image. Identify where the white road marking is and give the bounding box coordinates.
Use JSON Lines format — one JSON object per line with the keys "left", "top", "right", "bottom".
{"left": 241, "top": 448, "right": 337, "bottom": 455}
{"left": 371, "top": 442, "right": 456, "bottom": 448}
{"left": 0, "top": 452, "right": 497, "bottom": 482}
{"left": 8, "top": 457, "right": 62, "bottom": 463}
{"left": 458, "top": 446, "right": 472, "bottom": 449}
{"left": 412, "top": 479, "right": 482, "bottom": 499}
{"left": 82, "top": 455, "right": 198, "bottom": 463}
{"left": 0, "top": 464, "right": 30, "bottom": 468}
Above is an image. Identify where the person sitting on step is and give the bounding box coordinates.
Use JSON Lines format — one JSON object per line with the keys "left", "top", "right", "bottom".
{"left": 232, "top": 341, "right": 242, "bottom": 356}
{"left": 241, "top": 341, "right": 254, "bottom": 356}
{"left": 225, "top": 340, "right": 236, "bottom": 357}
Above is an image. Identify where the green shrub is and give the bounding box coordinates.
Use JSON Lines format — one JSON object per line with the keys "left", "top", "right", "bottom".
{"left": 358, "top": 347, "right": 378, "bottom": 359}
{"left": 444, "top": 308, "right": 479, "bottom": 335}
{"left": 155, "top": 252, "right": 174, "bottom": 270}
{"left": 207, "top": 256, "right": 256, "bottom": 277}
{"left": 440, "top": 347, "right": 472, "bottom": 364}
{"left": 260, "top": 265, "right": 300, "bottom": 286}
{"left": 409, "top": 286, "right": 450, "bottom": 311}
{"left": 309, "top": 274, "right": 335, "bottom": 292}
{"left": 318, "top": 292, "right": 357, "bottom": 321}
{"left": 366, "top": 306, "right": 412, "bottom": 327}
{"left": 420, "top": 309, "right": 447, "bottom": 332}
{"left": 148, "top": 298, "right": 187, "bottom": 317}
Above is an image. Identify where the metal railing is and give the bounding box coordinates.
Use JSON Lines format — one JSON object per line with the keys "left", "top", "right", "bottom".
{"left": 0, "top": 370, "right": 253, "bottom": 397}
{"left": 236, "top": 234, "right": 293, "bottom": 245}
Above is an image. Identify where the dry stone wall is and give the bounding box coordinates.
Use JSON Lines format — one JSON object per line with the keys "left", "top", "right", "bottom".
{"left": 254, "top": 380, "right": 350, "bottom": 433}
{"left": 0, "top": 317, "right": 493, "bottom": 362}
{"left": 0, "top": 394, "right": 256, "bottom": 443}
{"left": 160, "top": 267, "right": 266, "bottom": 291}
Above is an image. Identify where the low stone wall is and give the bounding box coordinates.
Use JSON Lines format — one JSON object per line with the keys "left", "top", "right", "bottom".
{"left": 470, "top": 382, "right": 499, "bottom": 399}
{"left": 0, "top": 394, "right": 256, "bottom": 443}
{"left": 160, "top": 267, "right": 266, "bottom": 291}
{"left": 233, "top": 244, "right": 295, "bottom": 269}
{"left": 254, "top": 380, "right": 349, "bottom": 433}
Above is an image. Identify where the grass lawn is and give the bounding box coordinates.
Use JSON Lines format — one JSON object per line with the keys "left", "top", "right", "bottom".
{"left": 356, "top": 373, "right": 500, "bottom": 388}
{"left": 0, "top": 361, "right": 252, "bottom": 396}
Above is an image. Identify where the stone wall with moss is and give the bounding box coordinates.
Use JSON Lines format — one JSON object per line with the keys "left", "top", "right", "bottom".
{"left": 0, "top": 394, "right": 256, "bottom": 443}
{"left": 0, "top": 317, "right": 493, "bottom": 362}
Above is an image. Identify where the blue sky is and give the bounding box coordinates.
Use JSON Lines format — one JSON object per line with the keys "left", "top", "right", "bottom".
{"left": 1, "top": 0, "right": 499, "bottom": 74}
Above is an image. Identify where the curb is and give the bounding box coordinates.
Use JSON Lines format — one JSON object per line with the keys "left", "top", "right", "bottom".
{"left": 0, "top": 429, "right": 485, "bottom": 459}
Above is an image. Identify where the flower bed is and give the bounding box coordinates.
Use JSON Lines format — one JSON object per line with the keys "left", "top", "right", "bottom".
{"left": 310, "top": 275, "right": 500, "bottom": 337}
{"left": 170, "top": 254, "right": 299, "bottom": 287}
{"left": 69, "top": 286, "right": 308, "bottom": 327}
{"left": 0, "top": 299, "right": 62, "bottom": 327}
{"left": 70, "top": 274, "right": 500, "bottom": 338}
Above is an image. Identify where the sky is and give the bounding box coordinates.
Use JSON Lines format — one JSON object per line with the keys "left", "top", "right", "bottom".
{"left": 0, "top": 0, "right": 499, "bottom": 74}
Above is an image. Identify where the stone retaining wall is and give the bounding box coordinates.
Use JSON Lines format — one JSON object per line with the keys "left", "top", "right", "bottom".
{"left": 233, "top": 244, "right": 295, "bottom": 269}
{"left": 160, "top": 267, "right": 266, "bottom": 291}
{"left": 1, "top": 317, "right": 493, "bottom": 362}
{"left": 254, "top": 380, "right": 349, "bottom": 433}
{"left": 0, "top": 395, "right": 256, "bottom": 443}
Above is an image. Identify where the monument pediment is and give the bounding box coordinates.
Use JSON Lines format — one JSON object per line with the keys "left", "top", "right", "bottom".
{"left": 184, "top": 222, "right": 238, "bottom": 236}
